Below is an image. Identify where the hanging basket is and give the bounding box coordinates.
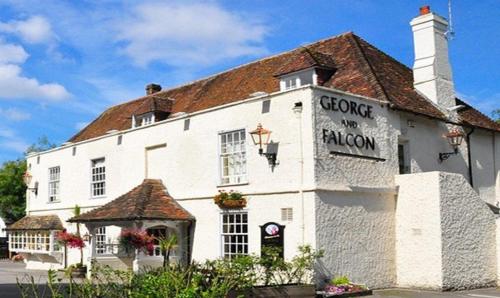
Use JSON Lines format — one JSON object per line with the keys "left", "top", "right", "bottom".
{"left": 214, "top": 190, "right": 247, "bottom": 209}
{"left": 215, "top": 198, "right": 247, "bottom": 209}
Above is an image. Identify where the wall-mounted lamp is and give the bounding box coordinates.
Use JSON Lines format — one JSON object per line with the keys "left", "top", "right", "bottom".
{"left": 250, "top": 123, "right": 277, "bottom": 167}
{"left": 22, "top": 172, "right": 38, "bottom": 195}
{"left": 439, "top": 129, "right": 464, "bottom": 162}
{"left": 82, "top": 232, "right": 91, "bottom": 242}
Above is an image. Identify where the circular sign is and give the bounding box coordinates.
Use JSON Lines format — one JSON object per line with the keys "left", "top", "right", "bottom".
{"left": 265, "top": 224, "right": 279, "bottom": 236}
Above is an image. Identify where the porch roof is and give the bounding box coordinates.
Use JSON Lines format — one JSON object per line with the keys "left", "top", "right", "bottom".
{"left": 6, "top": 215, "right": 64, "bottom": 231}
{"left": 68, "top": 179, "right": 195, "bottom": 223}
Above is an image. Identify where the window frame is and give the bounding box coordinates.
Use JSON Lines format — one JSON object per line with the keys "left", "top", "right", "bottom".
{"left": 9, "top": 230, "right": 59, "bottom": 254}
{"left": 48, "top": 166, "right": 60, "bottom": 203}
{"left": 95, "top": 227, "right": 107, "bottom": 255}
{"left": 218, "top": 129, "right": 247, "bottom": 186}
{"left": 220, "top": 211, "right": 249, "bottom": 259}
{"left": 90, "top": 158, "right": 106, "bottom": 198}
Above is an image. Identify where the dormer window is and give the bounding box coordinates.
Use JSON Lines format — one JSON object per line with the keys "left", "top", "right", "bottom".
{"left": 280, "top": 69, "right": 316, "bottom": 91}
{"left": 140, "top": 113, "right": 154, "bottom": 126}
{"left": 130, "top": 91, "right": 174, "bottom": 129}
{"left": 132, "top": 113, "right": 155, "bottom": 128}
{"left": 284, "top": 76, "right": 298, "bottom": 90}
{"left": 275, "top": 48, "right": 336, "bottom": 92}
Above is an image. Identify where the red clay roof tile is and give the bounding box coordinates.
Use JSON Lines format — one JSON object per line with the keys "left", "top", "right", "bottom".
{"left": 68, "top": 32, "right": 498, "bottom": 142}
{"left": 68, "top": 179, "right": 194, "bottom": 222}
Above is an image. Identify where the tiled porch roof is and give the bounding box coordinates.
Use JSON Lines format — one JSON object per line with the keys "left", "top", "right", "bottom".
{"left": 6, "top": 215, "right": 64, "bottom": 231}
{"left": 68, "top": 179, "right": 194, "bottom": 223}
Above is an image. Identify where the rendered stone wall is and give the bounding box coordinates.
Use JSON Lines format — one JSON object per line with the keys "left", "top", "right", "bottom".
{"left": 395, "top": 172, "right": 497, "bottom": 290}
{"left": 315, "top": 190, "right": 396, "bottom": 289}
{"left": 439, "top": 172, "right": 496, "bottom": 290}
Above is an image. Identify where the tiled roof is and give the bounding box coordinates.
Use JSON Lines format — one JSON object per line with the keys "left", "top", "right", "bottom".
{"left": 275, "top": 48, "right": 336, "bottom": 76}
{"left": 68, "top": 179, "right": 194, "bottom": 222}
{"left": 7, "top": 215, "right": 64, "bottom": 231}
{"left": 68, "top": 32, "right": 498, "bottom": 142}
{"left": 456, "top": 99, "right": 500, "bottom": 132}
{"left": 132, "top": 96, "right": 173, "bottom": 116}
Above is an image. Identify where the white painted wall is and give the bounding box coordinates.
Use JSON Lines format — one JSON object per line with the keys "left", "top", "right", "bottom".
{"left": 395, "top": 172, "right": 444, "bottom": 289}
{"left": 0, "top": 217, "right": 5, "bottom": 238}
{"left": 470, "top": 130, "right": 499, "bottom": 204}
{"left": 24, "top": 86, "right": 317, "bottom": 268}
{"left": 395, "top": 172, "right": 496, "bottom": 290}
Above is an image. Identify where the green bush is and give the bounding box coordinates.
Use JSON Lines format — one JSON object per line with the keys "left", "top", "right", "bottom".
{"left": 331, "top": 275, "right": 350, "bottom": 286}
{"left": 17, "top": 245, "right": 323, "bottom": 298}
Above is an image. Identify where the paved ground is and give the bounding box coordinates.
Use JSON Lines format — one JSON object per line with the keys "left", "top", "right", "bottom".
{"left": 2, "top": 260, "right": 500, "bottom": 297}
{"left": 374, "top": 288, "right": 500, "bottom": 298}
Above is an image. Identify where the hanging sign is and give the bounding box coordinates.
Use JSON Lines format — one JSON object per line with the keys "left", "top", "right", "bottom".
{"left": 260, "top": 222, "right": 285, "bottom": 258}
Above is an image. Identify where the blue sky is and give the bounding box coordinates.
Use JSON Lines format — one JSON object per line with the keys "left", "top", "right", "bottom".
{"left": 0, "top": 0, "right": 498, "bottom": 163}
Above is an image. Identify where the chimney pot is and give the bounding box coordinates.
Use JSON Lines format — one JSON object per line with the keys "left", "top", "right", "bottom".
{"left": 419, "top": 5, "right": 431, "bottom": 15}
{"left": 146, "top": 83, "right": 162, "bottom": 95}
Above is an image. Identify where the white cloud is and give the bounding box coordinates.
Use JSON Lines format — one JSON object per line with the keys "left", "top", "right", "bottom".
{"left": 0, "top": 40, "right": 28, "bottom": 64}
{"left": 0, "top": 125, "right": 28, "bottom": 153}
{"left": 0, "top": 15, "right": 54, "bottom": 44}
{"left": 0, "top": 64, "right": 70, "bottom": 100}
{"left": 115, "top": 2, "right": 268, "bottom": 67}
{"left": 2, "top": 139, "right": 28, "bottom": 152}
{"left": 0, "top": 107, "right": 30, "bottom": 121}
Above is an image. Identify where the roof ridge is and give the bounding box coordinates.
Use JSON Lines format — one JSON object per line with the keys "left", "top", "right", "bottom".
{"left": 348, "top": 33, "right": 390, "bottom": 101}
{"left": 92, "top": 32, "right": 355, "bottom": 111}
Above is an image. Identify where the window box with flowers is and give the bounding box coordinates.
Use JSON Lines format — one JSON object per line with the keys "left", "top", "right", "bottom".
{"left": 214, "top": 190, "right": 247, "bottom": 209}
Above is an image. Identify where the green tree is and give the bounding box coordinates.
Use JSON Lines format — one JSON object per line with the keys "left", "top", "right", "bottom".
{"left": 492, "top": 109, "right": 500, "bottom": 123}
{"left": 158, "top": 233, "right": 178, "bottom": 267}
{"left": 0, "top": 160, "right": 27, "bottom": 223}
{"left": 0, "top": 137, "right": 56, "bottom": 224}
{"left": 25, "top": 136, "right": 56, "bottom": 155}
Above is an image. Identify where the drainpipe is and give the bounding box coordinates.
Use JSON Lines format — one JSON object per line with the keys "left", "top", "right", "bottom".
{"left": 466, "top": 127, "right": 475, "bottom": 187}
{"left": 293, "top": 102, "right": 305, "bottom": 245}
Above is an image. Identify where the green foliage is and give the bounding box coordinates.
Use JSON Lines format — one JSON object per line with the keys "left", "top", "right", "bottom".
{"left": 157, "top": 233, "right": 178, "bottom": 267}
{"left": 331, "top": 275, "right": 350, "bottom": 286}
{"left": 16, "top": 245, "right": 323, "bottom": 297}
{"left": 0, "top": 159, "right": 26, "bottom": 223}
{"left": 493, "top": 109, "right": 500, "bottom": 123}
{"left": 24, "top": 136, "right": 56, "bottom": 155}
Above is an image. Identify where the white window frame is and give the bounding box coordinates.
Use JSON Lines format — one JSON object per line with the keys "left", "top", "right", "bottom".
{"left": 219, "top": 129, "right": 247, "bottom": 185}
{"left": 95, "top": 227, "right": 107, "bottom": 255}
{"left": 141, "top": 113, "right": 154, "bottom": 126}
{"left": 48, "top": 166, "right": 60, "bottom": 203}
{"left": 91, "top": 158, "right": 106, "bottom": 198}
{"left": 9, "top": 230, "right": 59, "bottom": 254}
{"left": 220, "top": 211, "right": 248, "bottom": 259}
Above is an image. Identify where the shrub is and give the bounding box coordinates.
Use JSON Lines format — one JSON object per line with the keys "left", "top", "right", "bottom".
{"left": 331, "top": 275, "right": 350, "bottom": 286}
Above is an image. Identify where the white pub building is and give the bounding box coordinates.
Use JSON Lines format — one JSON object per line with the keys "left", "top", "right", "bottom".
{"left": 8, "top": 6, "right": 500, "bottom": 290}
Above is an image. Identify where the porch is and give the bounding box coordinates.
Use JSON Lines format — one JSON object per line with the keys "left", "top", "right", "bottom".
{"left": 67, "top": 179, "right": 195, "bottom": 275}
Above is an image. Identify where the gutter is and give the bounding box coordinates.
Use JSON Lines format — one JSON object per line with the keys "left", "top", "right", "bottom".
{"left": 466, "top": 127, "right": 475, "bottom": 187}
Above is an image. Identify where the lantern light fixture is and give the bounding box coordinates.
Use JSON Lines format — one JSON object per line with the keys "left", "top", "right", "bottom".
{"left": 439, "top": 129, "right": 464, "bottom": 162}
{"left": 23, "top": 171, "right": 38, "bottom": 195}
{"left": 82, "top": 232, "right": 91, "bottom": 242}
{"left": 250, "top": 123, "right": 277, "bottom": 168}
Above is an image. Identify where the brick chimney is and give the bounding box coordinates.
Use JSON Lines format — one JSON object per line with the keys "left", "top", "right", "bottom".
{"left": 410, "top": 6, "right": 455, "bottom": 109}
{"left": 146, "top": 83, "right": 162, "bottom": 95}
